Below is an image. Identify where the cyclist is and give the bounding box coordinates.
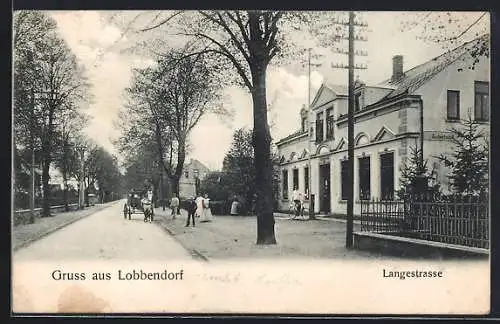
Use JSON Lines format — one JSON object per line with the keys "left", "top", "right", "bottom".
{"left": 291, "top": 186, "right": 302, "bottom": 218}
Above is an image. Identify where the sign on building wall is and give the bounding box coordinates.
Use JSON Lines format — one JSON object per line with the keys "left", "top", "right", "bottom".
{"left": 423, "top": 131, "right": 455, "bottom": 141}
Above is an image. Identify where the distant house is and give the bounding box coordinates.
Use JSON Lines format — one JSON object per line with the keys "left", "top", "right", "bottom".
{"left": 48, "top": 165, "right": 64, "bottom": 190}
{"left": 276, "top": 34, "right": 490, "bottom": 215}
{"left": 179, "top": 158, "right": 210, "bottom": 199}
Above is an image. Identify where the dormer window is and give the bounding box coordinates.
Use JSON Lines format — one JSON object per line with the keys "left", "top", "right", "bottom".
{"left": 354, "top": 93, "right": 361, "bottom": 111}
{"left": 315, "top": 112, "right": 324, "bottom": 143}
{"left": 326, "top": 108, "right": 334, "bottom": 139}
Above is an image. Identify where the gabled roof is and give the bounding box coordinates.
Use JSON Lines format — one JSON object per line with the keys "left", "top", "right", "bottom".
{"left": 309, "top": 79, "right": 348, "bottom": 109}
{"left": 377, "top": 34, "right": 489, "bottom": 99}
{"left": 323, "top": 79, "right": 348, "bottom": 96}
{"left": 276, "top": 129, "right": 307, "bottom": 145}
{"left": 186, "top": 158, "right": 210, "bottom": 172}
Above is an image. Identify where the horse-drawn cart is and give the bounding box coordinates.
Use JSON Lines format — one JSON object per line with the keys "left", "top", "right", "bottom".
{"left": 123, "top": 189, "right": 154, "bottom": 222}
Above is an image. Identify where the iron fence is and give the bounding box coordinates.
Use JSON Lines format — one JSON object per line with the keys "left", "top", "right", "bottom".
{"left": 359, "top": 196, "right": 489, "bottom": 249}
{"left": 359, "top": 199, "right": 407, "bottom": 233}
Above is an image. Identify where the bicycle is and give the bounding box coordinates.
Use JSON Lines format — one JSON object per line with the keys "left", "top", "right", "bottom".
{"left": 289, "top": 201, "right": 307, "bottom": 219}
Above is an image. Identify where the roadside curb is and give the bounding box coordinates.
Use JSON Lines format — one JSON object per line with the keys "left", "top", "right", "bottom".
{"left": 276, "top": 215, "right": 361, "bottom": 225}
{"left": 13, "top": 203, "right": 114, "bottom": 252}
{"left": 317, "top": 217, "right": 362, "bottom": 225}
{"left": 154, "top": 214, "right": 209, "bottom": 262}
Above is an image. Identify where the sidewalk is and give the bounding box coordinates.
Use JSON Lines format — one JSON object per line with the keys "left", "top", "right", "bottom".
{"left": 273, "top": 211, "right": 362, "bottom": 225}
{"left": 12, "top": 201, "right": 117, "bottom": 251}
{"left": 154, "top": 207, "right": 397, "bottom": 261}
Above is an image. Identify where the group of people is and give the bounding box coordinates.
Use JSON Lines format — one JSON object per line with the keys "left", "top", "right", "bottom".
{"left": 169, "top": 193, "right": 214, "bottom": 227}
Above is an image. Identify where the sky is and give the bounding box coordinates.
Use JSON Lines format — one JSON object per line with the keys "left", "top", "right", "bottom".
{"left": 48, "top": 11, "right": 489, "bottom": 171}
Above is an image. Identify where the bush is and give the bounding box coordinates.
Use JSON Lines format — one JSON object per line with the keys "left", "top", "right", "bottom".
{"left": 212, "top": 200, "right": 245, "bottom": 215}
{"left": 14, "top": 191, "right": 30, "bottom": 210}
{"left": 14, "top": 189, "right": 80, "bottom": 210}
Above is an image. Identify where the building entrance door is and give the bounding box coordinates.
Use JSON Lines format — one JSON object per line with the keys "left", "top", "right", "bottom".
{"left": 319, "top": 163, "right": 331, "bottom": 214}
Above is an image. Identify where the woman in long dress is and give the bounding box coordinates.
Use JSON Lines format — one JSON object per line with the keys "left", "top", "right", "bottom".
{"left": 195, "top": 195, "right": 204, "bottom": 218}
{"left": 230, "top": 197, "right": 239, "bottom": 216}
{"left": 200, "top": 194, "right": 214, "bottom": 222}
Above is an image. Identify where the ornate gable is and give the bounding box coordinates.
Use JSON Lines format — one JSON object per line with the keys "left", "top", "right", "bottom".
{"left": 316, "top": 145, "right": 330, "bottom": 155}
{"left": 335, "top": 138, "right": 346, "bottom": 151}
{"left": 373, "top": 126, "right": 396, "bottom": 142}
{"left": 311, "top": 84, "right": 336, "bottom": 109}
{"left": 355, "top": 132, "right": 370, "bottom": 146}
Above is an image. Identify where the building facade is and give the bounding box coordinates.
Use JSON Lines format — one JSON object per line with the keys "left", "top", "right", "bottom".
{"left": 276, "top": 35, "right": 490, "bottom": 215}
{"left": 179, "top": 158, "right": 210, "bottom": 199}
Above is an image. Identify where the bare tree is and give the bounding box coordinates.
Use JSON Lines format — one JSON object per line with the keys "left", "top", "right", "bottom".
{"left": 53, "top": 103, "right": 89, "bottom": 211}
{"left": 13, "top": 11, "right": 91, "bottom": 217}
{"left": 119, "top": 45, "right": 222, "bottom": 197}
{"left": 109, "top": 10, "right": 346, "bottom": 244}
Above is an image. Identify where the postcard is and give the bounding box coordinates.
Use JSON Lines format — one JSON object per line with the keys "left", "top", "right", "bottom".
{"left": 12, "top": 10, "right": 490, "bottom": 315}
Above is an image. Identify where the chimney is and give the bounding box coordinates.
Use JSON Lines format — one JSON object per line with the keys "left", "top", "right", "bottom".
{"left": 392, "top": 55, "right": 404, "bottom": 82}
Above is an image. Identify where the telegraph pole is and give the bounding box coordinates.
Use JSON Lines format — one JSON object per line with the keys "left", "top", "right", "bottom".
{"left": 29, "top": 86, "right": 36, "bottom": 223}
{"left": 26, "top": 51, "right": 37, "bottom": 223}
{"left": 302, "top": 48, "right": 322, "bottom": 220}
{"left": 78, "top": 147, "right": 85, "bottom": 210}
{"left": 330, "top": 12, "right": 368, "bottom": 248}
{"left": 346, "top": 11, "right": 355, "bottom": 248}
{"left": 307, "top": 48, "right": 315, "bottom": 220}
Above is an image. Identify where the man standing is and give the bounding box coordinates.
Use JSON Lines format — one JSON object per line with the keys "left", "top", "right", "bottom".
{"left": 170, "top": 194, "right": 180, "bottom": 219}
{"left": 147, "top": 188, "right": 154, "bottom": 217}
{"left": 185, "top": 196, "right": 197, "bottom": 227}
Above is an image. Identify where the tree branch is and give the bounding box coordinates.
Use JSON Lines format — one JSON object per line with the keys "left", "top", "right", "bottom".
{"left": 176, "top": 32, "right": 252, "bottom": 89}
{"left": 232, "top": 11, "right": 251, "bottom": 45}
{"left": 138, "top": 11, "right": 184, "bottom": 32}
{"left": 198, "top": 11, "right": 251, "bottom": 65}
{"left": 434, "top": 12, "right": 487, "bottom": 43}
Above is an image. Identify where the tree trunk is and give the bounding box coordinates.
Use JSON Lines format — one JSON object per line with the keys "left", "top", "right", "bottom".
{"left": 154, "top": 123, "right": 166, "bottom": 210}
{"left": 160, "top": 171, "right": 165, "bottom": 210}
{"left": 63, "top": 172, "right": 68, "bottom": 211}
{"left": 171, "top": 175, "right": 180, "bottom": 197}
{"left": 85, "top": 186, "right": 89, "bottom": 207}
{"left": 251, "top": 64, "right": 276, "bottom": 245}
{"left": 165, "top": 177, "right": 172, "bottom": 201}
{"left": 41, "top": 157, "right": 51, "bottom": 217}
{"left": 172, "top": 137, "right": 186, "bottom": 198}
{"left": 77, "top": 186, "right": 80, "bottom": 208}
{"left": 42, "top": 106, "right": 56, "bottom": 217}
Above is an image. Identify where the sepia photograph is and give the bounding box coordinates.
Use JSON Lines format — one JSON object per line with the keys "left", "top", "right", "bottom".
{"left": 11, "top": 9, "right": 490, "bottom": 315}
